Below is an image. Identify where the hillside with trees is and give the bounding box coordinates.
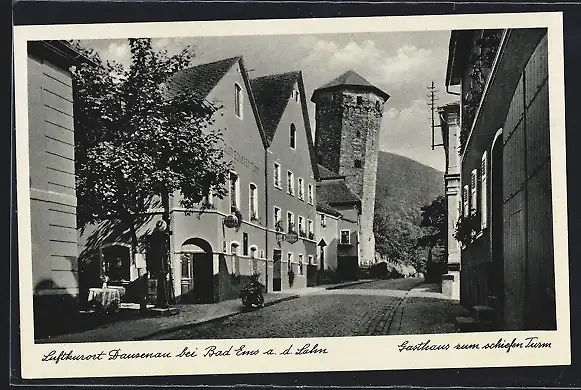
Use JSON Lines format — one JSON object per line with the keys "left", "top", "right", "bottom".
{"left": 374, "top": 151, "right": 445, "bottom": 274}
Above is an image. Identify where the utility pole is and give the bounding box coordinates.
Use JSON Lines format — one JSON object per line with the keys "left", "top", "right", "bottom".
{"left": 428, "top": 81, "right": 444, "bottom": 150}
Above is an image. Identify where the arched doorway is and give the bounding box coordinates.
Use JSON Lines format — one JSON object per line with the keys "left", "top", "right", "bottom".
{"left": 489, "top": 129, "right": 504, "bottom": 321}
{"left": 180, "top": 238, "right": 214, "bottom": 304}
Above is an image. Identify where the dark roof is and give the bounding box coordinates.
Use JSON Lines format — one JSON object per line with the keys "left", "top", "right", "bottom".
{"left": 316, "top": 179, "right": 360, "bottom": 206}
{"left": 28, "top": 40, "right": 98, "bottom": 69}
{"left": 311, "top": 70, "right": 390, "bottom": 102}
{"left": 164, "top": 57, "right": 240, "bottom": 100}
{"left": 317, "top": 164, "right": 344, "bottom": 180}
{"left": 250, "top": 71, "right": 300, "bottom": 142}
{"left": 250, "top": 71, "right": 320, "bottom": 180}
{"left": 316, "top": 202, "right": 343, "bottom": 217}
{"left": 445, "top": 30, "right": 481, "bottom": 87}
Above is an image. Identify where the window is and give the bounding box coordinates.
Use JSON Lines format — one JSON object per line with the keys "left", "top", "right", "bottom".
{"left": 290, "top": 124, "right": 296, "bottom": 149}
{"left": 298, "top": 216, "right": 305, "bottom": 236}
{"left": 308, "top": 184, "right": 314, "bottom": 204}
{"left": 234, "top": 83, "right": 243, "bottom": 118}
{"left": 274, "top": 163, "right": 281, "bottom": 188}
{"left": 298, "top": 254, "right": 304, "bottom": 275}
{"left": 231, "top": 242, "right": 240, "bottom": 274}
{"left": 250, "top": 246, "right": 257, "bottom": 273}
{"left": 340, "top": 230, "right": 351, "bottom": 244}
{"left": 287, "top": 171, "right": 295, "bottom": 195}
{"left": 230, "top": 172, "right": 240, "bottom": 212}
{"left": 354, "top": 159, "right": 362, "bottom": 168}
{"left": 287, "top": 252, "right": 293, "bottom": 272}
{"left": 481, "top": 152, "right": 488, "bottom": 229}
{"left": 259, "top": 249, "right": 265, "bottom": 259}
{"left": 287, "top": 211, "right": 295, "bottom": 233}
{"left": 357, "top": 96, "right": 363, "bottom": 105}
{"left": 101, "top": 244, "right": 131, "bottom": 282}
{"left": 470, "top": 169, "right": 478, "bottom": 215}
{"left": 308, "top": 255, "right": 314, "bottom": 265}
{"left": 243, "top": 233, "right": 249, "bottom": 256}
{"left": 298, "top": 177, "right": 304, "bottom": 200}
{"left": 249, "top": 183, "right": 258, "bottom": 220}
{"left": 463, "top": 185, "right": 469, "bottom": 218}
{"left": 274, "top": 207, "right": 281, "bottom": 228}
{"left": 294, "top": 90, "right": 299, "bottom": 102}
{"left": 307, "top": 219, "right": 314, "bottom": 239}
{"left": 320, "top": 214, "right": 327, "bottom": 228}
{"left": 202, "top": 190, "right": 214, "bottom": 207}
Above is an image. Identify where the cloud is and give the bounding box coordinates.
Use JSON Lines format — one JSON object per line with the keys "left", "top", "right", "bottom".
{"left": 379, "top": 99, "right": 446, "bottom": 172}
{"left": 300, "top": 37, "right": 435, "bottom": 89}
{"left": 106, "top": 42, "right": 130, "bottom": 65}
{"left": 151, "top": 37, "right": 190, "bottom": 55}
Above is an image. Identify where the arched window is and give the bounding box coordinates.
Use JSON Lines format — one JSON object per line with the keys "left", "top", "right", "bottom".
{"left": 290, "top": 123, "right": 296, "bottom": 149}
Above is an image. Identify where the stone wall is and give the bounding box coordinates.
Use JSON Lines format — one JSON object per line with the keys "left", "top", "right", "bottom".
{"left": 314, "top": 88, "right": 386, "bottom": 265}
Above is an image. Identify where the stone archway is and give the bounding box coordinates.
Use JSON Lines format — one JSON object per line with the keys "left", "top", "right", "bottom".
{"left": 180, "top": 238, "right": 214, "bottom": 304}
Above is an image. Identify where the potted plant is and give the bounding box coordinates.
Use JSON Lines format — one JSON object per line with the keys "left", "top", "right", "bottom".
{"left": 250, "top": 212, "right": 261, "bottom": 225}
{"left": 454, "top": 212, "right": 480, "bottom": 247}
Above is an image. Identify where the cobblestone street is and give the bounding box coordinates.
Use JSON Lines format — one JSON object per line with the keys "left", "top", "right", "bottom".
{"left": 151, "top": 278, "right": 423, "bottom": 340}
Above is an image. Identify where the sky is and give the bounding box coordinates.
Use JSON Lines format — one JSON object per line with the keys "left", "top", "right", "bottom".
{"left": 80, "top": 31, "right": 458, "bottom": 172}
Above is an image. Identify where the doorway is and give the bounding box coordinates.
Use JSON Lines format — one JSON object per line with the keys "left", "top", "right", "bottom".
{"left": 273, "top": 249, "right": 282, "bottom": 291}
{"left": 180, "top": 238, "right": 214, "bottom": 304}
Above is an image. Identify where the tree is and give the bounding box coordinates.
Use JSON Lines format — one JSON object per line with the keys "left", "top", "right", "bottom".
{"left": 373, "top": 204, "right": 423, "bottom": 271}
{"left": 71, "top": 38, "right": 231, "bottom": 308}
{"left": 417, "top": 195, "right": 447, "bottom": 264}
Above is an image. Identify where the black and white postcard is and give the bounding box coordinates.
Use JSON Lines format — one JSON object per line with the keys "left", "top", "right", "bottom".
{"left": 13, "top": 11, "right": 570, "bottom": 379}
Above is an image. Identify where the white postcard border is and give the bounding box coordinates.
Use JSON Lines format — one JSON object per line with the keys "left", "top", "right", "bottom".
{"left": 13, "top": 11, "right": 570, "bottom": 379}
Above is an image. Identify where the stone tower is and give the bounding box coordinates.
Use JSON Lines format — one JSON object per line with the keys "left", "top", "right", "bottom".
{"left": 311, "top": 70, "right": 390, "bottom": 265}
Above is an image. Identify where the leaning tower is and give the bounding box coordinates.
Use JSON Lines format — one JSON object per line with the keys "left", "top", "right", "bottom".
{"left": 311, "top": 70, "right": 390, "bottom": 265}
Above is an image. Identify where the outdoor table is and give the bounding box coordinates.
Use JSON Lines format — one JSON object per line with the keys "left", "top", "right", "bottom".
{"left": 87, "top": 286, "right": 126, "bottom": 313}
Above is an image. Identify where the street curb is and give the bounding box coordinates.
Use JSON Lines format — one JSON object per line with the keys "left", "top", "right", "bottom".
{"left": 325, "top": 279, "right": 374, "bottom": 290}
{"left": 135, "top": 294, "right": 299, "bottom": 341}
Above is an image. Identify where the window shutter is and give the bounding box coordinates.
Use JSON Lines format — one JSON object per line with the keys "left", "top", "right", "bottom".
{"left": 481, "top": 152, "right": 488, "bottom": 229}
{"left": 463, "top": 185, "right": 469, "bottom": 217}
{"left": 470, "top": 169, "right": 478, "bottom": 215}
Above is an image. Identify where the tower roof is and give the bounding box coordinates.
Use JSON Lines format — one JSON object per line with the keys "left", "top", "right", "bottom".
{"left": 311, "top": 70, "right": 390, "bottom": 102}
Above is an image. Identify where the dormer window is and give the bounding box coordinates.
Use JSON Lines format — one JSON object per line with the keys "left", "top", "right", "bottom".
{"left": 234, "top": 83, "right": 243, "bottom": 119}
{"left": 290, "top": 123, "right": 296, "bottom": 149}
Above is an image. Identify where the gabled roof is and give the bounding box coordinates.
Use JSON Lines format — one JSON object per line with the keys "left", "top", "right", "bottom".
{"left": 311, "top": 70, "right": 390, "bottom": 102}
{"left": 316, "top": 179, "right": 361, "bottom": 206}
{"left": 164, "top": 57, "right": 240, "bottom": 100}
{"left": 250, "top": 71, "right": 299, "bottom": 142}
{"left": 250, "top": 71, "right": 320, "bottom": 180}
{"left": 163, "top": 56, "right": 269, "bottom": 149}
{"left": 316, "top": 201, "right": 343, "bottom": 217}
{"left": 317, "top": 164, "right": 344, "bottom": 180}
